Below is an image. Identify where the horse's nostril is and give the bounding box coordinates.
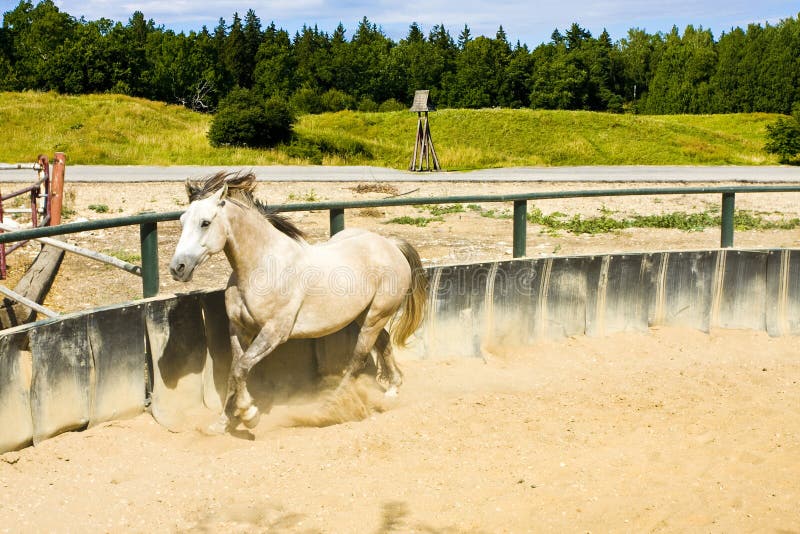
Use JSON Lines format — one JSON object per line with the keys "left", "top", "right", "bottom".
{"left": 176, "top": 263, "right": 185, "bottom": 273}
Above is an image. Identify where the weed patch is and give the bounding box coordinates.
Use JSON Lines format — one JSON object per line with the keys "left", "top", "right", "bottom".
{"left": 526, "top": 207, "right": 800, "bottom": 234}
{"left": 287, "top": 190, "right": 323, "bottom": 202}
{"left": 417, "top": 204, "right": 464, "bottom": 216}
{"left": 385, "top": 216, "right": 442, "bottom": 227}
{"left": 103, "top": 249, "right": 141, "bottom": 264}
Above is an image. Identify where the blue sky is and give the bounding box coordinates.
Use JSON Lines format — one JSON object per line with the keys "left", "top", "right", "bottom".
{"left": 2, "top": 0, "right": 798, "bottom": 46}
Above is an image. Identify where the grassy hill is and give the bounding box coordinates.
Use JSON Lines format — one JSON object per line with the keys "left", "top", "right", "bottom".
{"left": 0, "top": 91, "right": 782, "bottom": 168}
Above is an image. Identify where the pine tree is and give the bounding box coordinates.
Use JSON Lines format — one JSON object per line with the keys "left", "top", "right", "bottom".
{"left": 457, "top": 24, "right": 471, "bottom": 49}
{"left": 242, "top": 9, "right": 262, "bottom": 87}
{"left": 224, "top": 13, "right": 249, "bottom": 88}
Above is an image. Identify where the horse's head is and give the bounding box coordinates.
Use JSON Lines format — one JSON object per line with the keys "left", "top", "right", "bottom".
{"left": 169, "top": 185, "right": 228, "bottom": 282}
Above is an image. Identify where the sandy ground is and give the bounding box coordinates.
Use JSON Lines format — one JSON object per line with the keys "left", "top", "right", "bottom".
{"left": 1, "top": 179, "right": 799, "bottom": 532}
{"left": 0, "top": 328, "right": 798, "bottom": 532}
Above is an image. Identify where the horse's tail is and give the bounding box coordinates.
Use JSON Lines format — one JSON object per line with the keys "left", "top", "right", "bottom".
{"left": 390, "top": 238, "right": 428, "bottom": 348}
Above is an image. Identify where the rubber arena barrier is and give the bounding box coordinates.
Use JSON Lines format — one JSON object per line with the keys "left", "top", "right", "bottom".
{"left": 2, "top": 249, "right": 799, "bottom": 452}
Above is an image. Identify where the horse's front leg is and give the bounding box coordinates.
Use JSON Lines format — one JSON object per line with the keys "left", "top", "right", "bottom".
{"left": 208, "top": 330, "right": 246, "bottom": 434}
{"left": 212, "top": 323, "right": 288, "bottom": 433}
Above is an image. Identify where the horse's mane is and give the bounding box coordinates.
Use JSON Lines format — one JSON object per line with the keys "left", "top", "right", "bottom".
{"left": 186, "top": 171, "right": 305, "bottom": 241}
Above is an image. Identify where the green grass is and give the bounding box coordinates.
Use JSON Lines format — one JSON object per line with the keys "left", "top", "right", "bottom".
{"left": 526, "top": 207, "right": 800, "bottom": 235}
{"left": 0, "top": 91, "right": 784, "bottom": 167}
{"left": 385, "top": 216, "right": 442, "bottom": 227}
{"left": 287, "top": 189, "right": 323, "bottom": 202}
{"left": 416, "top": 204, "right": 465, "bottom": 216}
{"left": 103, "top": 249, "right": 141, "bottom": 264}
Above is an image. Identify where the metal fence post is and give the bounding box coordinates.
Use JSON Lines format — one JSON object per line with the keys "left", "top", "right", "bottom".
{"left": 329, "top": 208, "right": 345, "bottom": 236}
{"left": 139, "top": 222, "right": 159, "bottom": 297}
{"left": 513, "top": 200, "right": 527, "bottom": 258}
{"left": 721, "top": 192, "right": 735, "bottom": 248}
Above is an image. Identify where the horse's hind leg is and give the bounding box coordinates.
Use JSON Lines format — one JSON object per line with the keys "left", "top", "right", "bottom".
{"left": 373, "top": 328, "right": 403, "bottom": 396}
{"left": 338, "top": 321, "right": 386, "bottom": 392}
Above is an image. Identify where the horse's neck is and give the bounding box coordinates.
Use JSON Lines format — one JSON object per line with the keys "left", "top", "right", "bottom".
{"left": 222, "top": 206, "right": 303, "bottom": 277}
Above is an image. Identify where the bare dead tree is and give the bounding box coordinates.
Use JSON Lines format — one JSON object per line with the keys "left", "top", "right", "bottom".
{"left": 176, "top": 78, "right": 215, "bottom": 113}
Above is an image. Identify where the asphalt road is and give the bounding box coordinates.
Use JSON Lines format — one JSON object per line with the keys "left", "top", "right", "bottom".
{"left": 2, "top": 164, "right": 800, "bottom": 182}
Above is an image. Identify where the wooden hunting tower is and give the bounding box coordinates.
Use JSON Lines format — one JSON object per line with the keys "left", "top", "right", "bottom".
{"left": 409, "top": 90, "right": 440, "bottom": 171}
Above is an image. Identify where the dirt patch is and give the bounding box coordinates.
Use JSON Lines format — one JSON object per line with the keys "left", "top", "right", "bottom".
{"left": 2, "top": 179, "right": 799, "bottom": 313}
{"left": 348, "top": 183, "right": 400, "bottom": 195}
{"left": 0, "top": 328, "right": 798, "bottom": 531}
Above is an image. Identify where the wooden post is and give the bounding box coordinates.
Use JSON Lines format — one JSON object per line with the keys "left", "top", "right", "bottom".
{"left": 409, "top": 115, "right": 422, "bottom": 171}
{"left": 409, "top": 90, "right": 440, "bottom": 172}
{"left": 0, "top": 193, "right": 5, "bottom": 279}
{"left": 425, "top": 116, "right": 440, "bottom": 170}
{"left": 30, "top": 187, "right": 39, "bottom": 228}
{"left": 37, "top": 154, "right": 50, "bottom": 226}
{"left": 49, "top": 152, "right": 66, "bottom": 226}
{"left": 37, "top": 154, "right": 50, "bottom": 225}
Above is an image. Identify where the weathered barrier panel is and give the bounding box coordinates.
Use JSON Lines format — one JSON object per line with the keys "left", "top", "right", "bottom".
{"left": 0, "top": 328, "right": 34, "bottom": 451}
{"left": 88, "top": 305, "right": 146, "bottom": 427}
{"left": 29, "top": 315, "right": 92, "bottom": 444}
{"left": 1, "top": 248, "right": 799, "bottom": 453}
{"left": 714, "top": 250, "right": 768, "bottom": 331}
{"left": 766, "top": 249, "right": 800, "bottom": 336}
{"left": 146, "top": 294, "right": 208, "bottom": 431}
{"left": 0, "top": 306, "right": 148, "bottom": 451}
{"left": 199, "top": 290, "right": 231, "bottom": 412}
{"left": 586, "top": 254, "right": 653, "bottom": 336}
{"left": 655, "top": 251, "right": 716, "bottom": 332}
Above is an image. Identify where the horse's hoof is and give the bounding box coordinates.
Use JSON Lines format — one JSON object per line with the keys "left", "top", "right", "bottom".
{"left": 241, "top": 405, "right": 261, "bottom": 429}
{"left": 206, "top": 419, "right": 229, "bottom": 435}
{"left": 384, "top": 386, "right": 399, "bottom": 398}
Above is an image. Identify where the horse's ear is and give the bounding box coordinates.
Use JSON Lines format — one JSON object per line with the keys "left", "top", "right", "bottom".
{"left": 185, "top": 180, "right": 198, "bottom": 201}
{"left": 211, "top": 183, "right": 228, "bottom": 205}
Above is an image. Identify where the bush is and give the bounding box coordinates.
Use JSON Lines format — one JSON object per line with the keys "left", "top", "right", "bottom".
{"left": 765, "top": 106, "right": 800, "bottom": 164}
{"left": 289, "top": 87, "right": 323, "bottom": 114}
{"left": 378, "top": 98, "right": 407, "bottom": 112}
{"left": 285, "top": 134, "right": 373, "bottom": 164}
{"left": 320, "top": 89, "right": 356, "bottom": 112}
{"left": 208, "top": 88, "right": 293, "bottom": 148}
{"left": 357, "top": 97, "right": 379, "bottom": 112}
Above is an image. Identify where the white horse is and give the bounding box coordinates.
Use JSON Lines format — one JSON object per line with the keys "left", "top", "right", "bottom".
{"left": 169, "top": 172, "right": 427, "bottom": 433}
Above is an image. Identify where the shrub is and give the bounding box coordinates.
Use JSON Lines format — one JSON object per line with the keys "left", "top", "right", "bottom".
{"left": 320, "top": 89, "right": 356, "bottom": 112}
{"left": 208, "top": 88, "right": 293, "bottom": 148}
{"left": 765, "top": 107, "right": 800, "bottom": 164}
{"left": 289, "top": 87, "right": 323, "bottom": 114}
{"left": 357, "top": 97, "right": 379, "bottom": 112}
{"left": 285, "top": 135, "right": 372, "bottom": 163}
{"left": 378, "top": 98, "right": 406, "bottom": 112}
{"left": 286, "top": 139, "right": 323, "bottom": 164}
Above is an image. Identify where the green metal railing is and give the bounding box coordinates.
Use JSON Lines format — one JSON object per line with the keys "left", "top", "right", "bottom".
{"left": 1, "top": 185, "right": 799, "bottom": 298}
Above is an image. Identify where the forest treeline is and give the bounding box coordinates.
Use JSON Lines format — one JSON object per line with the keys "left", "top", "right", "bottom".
{"left": 1, "top": 0, "right": 799, "bottom": 115}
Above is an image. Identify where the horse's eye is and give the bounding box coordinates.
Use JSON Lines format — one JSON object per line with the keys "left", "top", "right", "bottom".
{"left": 200, "top": 220, "right": 211, "bottom": 228}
